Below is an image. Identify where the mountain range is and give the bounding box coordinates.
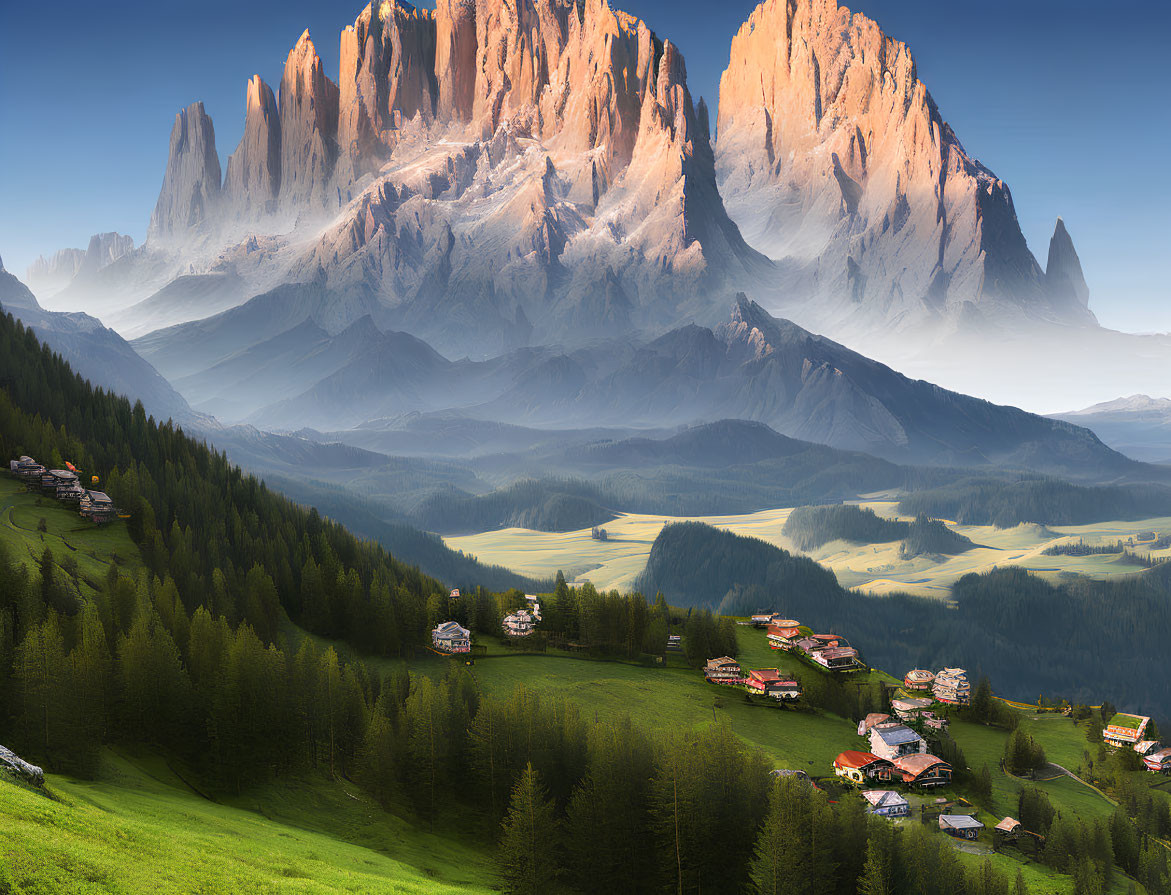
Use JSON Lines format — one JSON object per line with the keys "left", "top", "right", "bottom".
{"left": 6, "top": 0, "right": 1163, "bottom": 491}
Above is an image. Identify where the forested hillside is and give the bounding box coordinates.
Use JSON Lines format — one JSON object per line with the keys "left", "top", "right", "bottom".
{"left": 900, "top": 476, "right": 1171, "bottom": 527}
{"left": 642, "top": 522, "right": 1171, "bottom": 718}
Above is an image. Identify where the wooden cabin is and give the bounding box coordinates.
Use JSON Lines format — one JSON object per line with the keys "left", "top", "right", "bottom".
{"left": 703, "top": 657, "right": 743, "bottom": 684}
{"left": 79, "top": 490, "right": 116, "bottom": 523}
{"left": 893, "top": 754, "right": 953, "bottom": 787}
{"left": 939, "top": 814, "right": 983, "bottom": 840}
{"left": 833, "top": 751, "right": 896, "bottom": 786}
{"left": 766, "top": 624, "right": 803, "bottom": 650}
{"left": 431, "top": 621, "right": 471, "bottom": 654}
{"left": 862, "top": 790, "right": 909, "bottom": 817}
{"left": 811, "top": 645, "right": 860, "bottom": 671}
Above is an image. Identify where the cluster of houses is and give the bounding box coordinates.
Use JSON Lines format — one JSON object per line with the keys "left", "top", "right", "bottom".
{"left": 9, "top": 455, "right": 117, "bottom": 523}
{"left": 751, "top": 613, "right": 861, "bottom": 672}
{"left": 1099, "top": 711, "right": 1171, "bottom": 773}
{"left": 703, "top": 657, "right": 803, "bottom": 701}
{"left": 902, "top": 668, "right": 972, "bottom": 707}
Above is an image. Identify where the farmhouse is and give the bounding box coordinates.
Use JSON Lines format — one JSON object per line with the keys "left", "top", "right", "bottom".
{"left": 56, "top": 482, "right": 85, "bottom": 503}
{"left": 833, "top": 751, "right": 896, "bottom": 785}
{"left": 704, "top": 657, "right": 743, "bottom": 683}
{"left": 933, "top": 668, "right": 971, "bottom": 706}
{"left": 11, "top": 456, "right": 45, "bottom": 481}
{"left": 891, "top": 696, "right": 934, "bottom": 720}
{"left": 904, "top": 669, "right": 935, "bottom": 691}
{"left": 771, "top": 678, "right": 803, "bottom": 700}
{"left": 766, "top": 624, "right": 803, "bottom": 650}
{"left": 811, "top": 646, "right": 860, "bottom": 671}
{"left": 42, "top": 469, "right": 79, "bottom": 493}
{"left": 862, "top": 790, "right": 909, "bottom": 817}
{"left": 502, "top": 609, "right": 537, "bottom": 637}
{"left": 869, "top": 725, "right": 926, "bottom": 761}
{"left": 1143, "top": 748, "right": 1171, "bottom": 773}
{"left": 431, "top": 621, "right": 471, "bottom": 654}
{"left": 1104, "top": 712, "right": 1151, "bottom": 746}
{"left": 939, "top": 814, "right": 984, "bottom": 840}
{"left": 78, "top": 490, "right": 116, "bottom": 523}
{"left": 893, "top": 754, "right": 953, "bottom": 787}
{"left": 995, "top": 817, "right": 1023, "bottom": 840}
{"left": 857, "top": 713, "right": 892, "bottom": 736}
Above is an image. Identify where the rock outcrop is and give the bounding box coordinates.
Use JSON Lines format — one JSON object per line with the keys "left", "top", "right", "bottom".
{"left": 1045, "top": 217, "right": 1090, "bottom": 310}
{"left": 26, "top": 233, "right": 134, "bottom": 298}
{"left": 278, "top": 31, "right": 340, "bottom": 211}
{"left": 148, "top": 102, "right": 221, "bottom": 243}
{"left": 223, "top": 76, "right": 282, "bottom": 219}
{"left": 715, "top": 0, "right": 1094, "bottom": 331}
{"left": 0, "top": 745, "right": 43, "bottom": 787}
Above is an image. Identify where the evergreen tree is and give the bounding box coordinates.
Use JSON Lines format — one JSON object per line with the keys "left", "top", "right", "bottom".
{"left": 498, "top": 763, "right": 559, "bottom": 895}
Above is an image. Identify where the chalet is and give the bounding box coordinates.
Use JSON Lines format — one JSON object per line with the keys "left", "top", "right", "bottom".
{"left": 766, "top": 624, "right": 803, "bottom": 650}
{"left": 869, "top": 725, "right": 926, "bottom": 761}
{"left": 939, "top": 814, "right": 983, "bottom": 840}
{"left": 750, "top": 613, "right": 776, "bottom": 627}
{"left": 1134, "top": 740, "right": 1160, "bottom": 756}
{"left": 893, "top": 754, "right": 953, "bottom": 788}
{"left": 704, "top": 657, "right": 743, "bottom": 684}
{"left": 1143, "top": 748, "right": 1171, "bottom": 773}
{"left": 933, "top": 668, "right": 971, "bottom": 706}
{"left": 745, "top": 668, "right": 800, "bottom": 698}
{"left": 78, "top": 490, "right": 116, "bottom": 523}
{"left": 794, "top": 636, "right": 822, "bottom": 654}
{"left": 862, "top": 790, "right": 909, "bottom": 818}
{"left": 771, "top": 678, "right": 803, "bottom": 700}
{"left": 1104, "top": 712, "right": 1151, "bottom": 747}
{"left": 502, "top": 609, "right": 537, "bottom": 637}
{"left": 431, "top": 621, "right": 471, "bottom": 654}
{"left": 904, "top": 669, "right": 936, "bottom": 691}
{"left": 857, "top": 713, "right": 892, "bottom": 736}
{"left": 666, "top": 634, "right": 683, "bottom": 652}
{"left": 13, "top": 458, "right": 45, "bottom": 482}
{"left": 833, "top": 751, "right": 896, "bottom": 785}
{"left": 42, "top": 469, "right": 78, "bottom": 494}
{"left": 891, "top": 696, "right": 934, "bottom": 720}
{"left": 811, "top": 646, "right": 860, "bottom": 671}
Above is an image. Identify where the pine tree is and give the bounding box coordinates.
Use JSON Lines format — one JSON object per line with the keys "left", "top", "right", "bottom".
{"left": 497, "top": 763, "right": 559, "bottom": 895}
{"left": 14, "top": 613, "right": 71, "bottom": 761}
{"left": 356, "top": 701, "right": 399, "bottom": 807}
{"left": 858, "top": 820, "right": 897, "bottom": 895}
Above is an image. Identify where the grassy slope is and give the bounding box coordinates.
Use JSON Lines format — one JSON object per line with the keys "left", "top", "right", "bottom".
{"left": 0, "top": 473, "right": 1149, "bottom": 894}
{"left": 0, "top": 475, "right": 138, "bottom": 597}
{"left": 1, "top": 750, "right": 494, "bottom": 894}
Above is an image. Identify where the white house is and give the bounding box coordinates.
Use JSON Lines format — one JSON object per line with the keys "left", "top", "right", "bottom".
{"left": 502, "top": 609, "right": 538, "bottom": 637}
{"left": 862, "top": 790, "right": 909, "bottom": 817}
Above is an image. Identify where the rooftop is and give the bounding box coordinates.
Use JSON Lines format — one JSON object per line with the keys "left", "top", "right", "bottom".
{"left": 873, "top": 726, "right": 922, "bottom": 747}
{"left": 835, "top": 750, "right": 886, "bottom": 769}
{"left": 941, "top": 815, "right": 983, "bottom": 830}
{"left": 893, "top": 754, "right": 948, "bottom": 775}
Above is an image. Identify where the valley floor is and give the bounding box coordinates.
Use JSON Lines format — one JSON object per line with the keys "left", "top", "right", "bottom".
{"left": 444, "top": 499, "right": 1171, "bottom": 597}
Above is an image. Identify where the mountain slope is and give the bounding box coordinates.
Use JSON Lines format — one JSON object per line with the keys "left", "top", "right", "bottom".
{"left": 1053, "top": 395, "right": 1171, "bottom": 462}
{"left": 715, "top": 0, "right": 1095, "bottom": 335}
{"left": 0, "top": 266, "right": 194, "bottom": 422}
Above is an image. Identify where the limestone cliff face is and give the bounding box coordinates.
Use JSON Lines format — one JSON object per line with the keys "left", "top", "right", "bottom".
{"left": 337, "top": 2, "right": 438, "bottom": 182}
{"left": 224, "top": 76, "right": 281, "bottom": 218}
{"left": 278, "top": 31, "right": 340, "bottom": 211}
{"left": 27, "top": 233, "right": 135, "bottom": 299}
{"left": 715, "top": 0, "right": 1093, "bottom": 328}
{"left": 148, "top": 102, "right": 221, "bottom": 243}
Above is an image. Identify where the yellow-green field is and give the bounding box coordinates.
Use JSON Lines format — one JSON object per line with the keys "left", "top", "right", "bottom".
{"left": 444, "top": 500, "right": 1171, "bottom": 597}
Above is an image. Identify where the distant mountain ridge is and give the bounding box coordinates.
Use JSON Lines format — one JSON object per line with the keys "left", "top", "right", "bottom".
{"left": 140, "top": 292, "right": 1134, "bottom": 476}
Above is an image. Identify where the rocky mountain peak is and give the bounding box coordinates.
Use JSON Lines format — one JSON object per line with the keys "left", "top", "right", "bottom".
{"left": 224, "top": 75, "right": 282, "bottom": 219}
{"left": 147, "top": 101, "right": 221, "bottom": 244}
{"left": 278, "top": 30, "right": 340, "bottom": 210}
{"left": 1045, "top": 216, "right": 1090, "bottom": 310}
{"left": 715, "top": 0, "right": 1094, "bottom": 332}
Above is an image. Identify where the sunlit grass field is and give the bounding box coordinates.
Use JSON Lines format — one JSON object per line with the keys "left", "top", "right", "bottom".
{"left": 444, "top": 498, "right": 1171, "bottom": 597}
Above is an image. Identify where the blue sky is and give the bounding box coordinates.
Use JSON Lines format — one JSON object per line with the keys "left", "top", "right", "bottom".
{"left": 1, "top": 0, "right": 1166, "bottom": 332}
